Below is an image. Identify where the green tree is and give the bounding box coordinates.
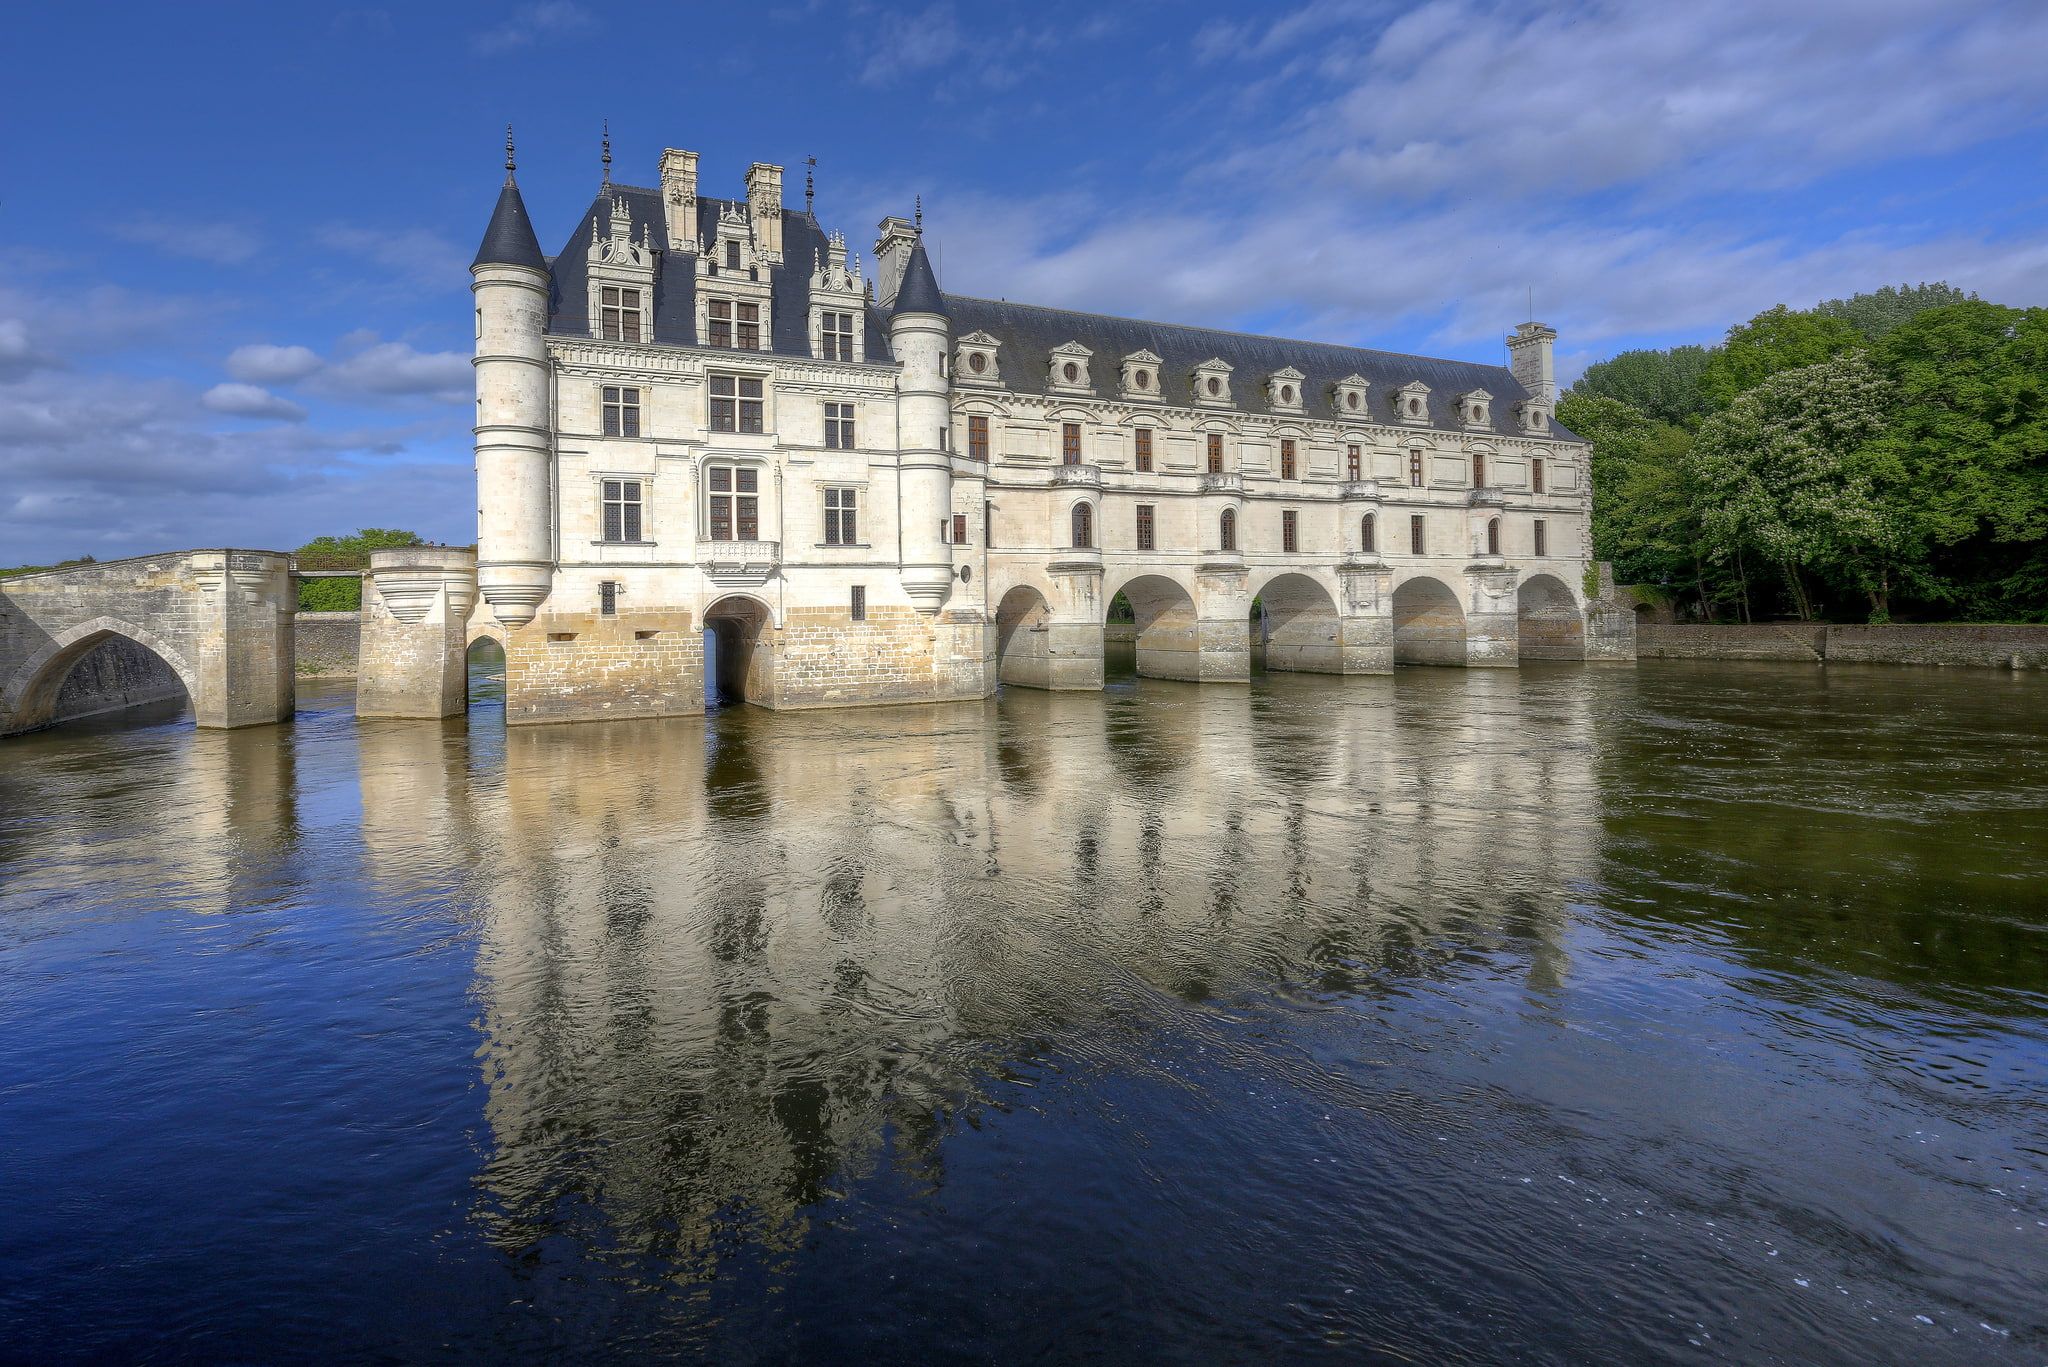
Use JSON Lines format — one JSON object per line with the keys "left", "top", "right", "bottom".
{"left": 1686, "top": 354, "right": 1898, "bottom": 619}
{"left": 1814, "top": 282, "right": 1976, "bottom": 341}
{"left": 1698, "top": 306, "right": 1863, "bottom": 407}
{"left": 1560, "top": 393, "right": 1725, "bottom": 616}
{"left": 1568, "top": 345, "right": 1715, "bottom": 426}
{"left": 294, "top": 528, "right": 425, "bottom": 568}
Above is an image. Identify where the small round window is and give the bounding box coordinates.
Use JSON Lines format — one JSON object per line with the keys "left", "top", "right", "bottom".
{"left": 1408, "top": 398, "right": 1421, "bottom": 415}
{"left": 1280, "top": 385, "right": 1294, "bottom": 403}
{"left": 1207, "top": 376, "right": 1222, "bottom": 396}
{"left": 1346, "top": 391, "right": 1360, "bottom": 410}
{"left": 969, "top": 351, "right": 988, "bottom": 374}
{"left": 1063, "top": 361, "right": 1079, "bottom": 383}
{"left": 1135, "top": 369, "right": 1150, "bottom": 390}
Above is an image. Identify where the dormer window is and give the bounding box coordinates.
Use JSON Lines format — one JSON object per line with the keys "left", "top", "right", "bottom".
{"left": 724, "top": 239, "right": 740, "bottom": 270}
{"left": 1193, "top": 359, "right": 1234, "bottom": 407}
{"left": 1267, "top": 367, "right": 1304, "bottom": 413}
{"left": 1332, "top": 373, "right": 1370, "bottom": 416}
{"left": 707, "top": 299, "right": 761, "bottom": 350}
{"left": 600, "top": 287, "right": 644, "bottom": 343}
{"left": 954, "top": 330, "right": 1001, "bottom": 385}
{"left": 1396, "top": 381, "right": 1431, "bottom": 425}
{"left": 1517, "top": 399, "right": 1550, "bottom": 434}
{"left": 820, "top": 310, "right": 855, "bottom": 362}
{"left": 1049, "top": 342, "right": 1094, "bottom": 394}
{"left": 1458, "top": 390, "right": 1492, "bottom": 428}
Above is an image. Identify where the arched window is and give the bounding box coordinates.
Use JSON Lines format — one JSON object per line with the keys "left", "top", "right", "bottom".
{"left": 1072, "top": 502, "right": 1094, "bottom": 549}
{"left": 1219, "top": 507, "right": 1237, "bottom": 552}
{"left": 1361, "top": 512, "right": 1376, "bottom": 554}
{"left": 1486, "top": 517, "right": 1501, "bottom": 556}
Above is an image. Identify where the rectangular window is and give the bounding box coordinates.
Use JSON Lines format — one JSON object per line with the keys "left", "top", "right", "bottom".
{"left": 1280, "top": 439, "right": 1297, "bottom": 480}
{"left": 1408, "top": 450, "right": 1424, "bottom": 487}
{"left": 1532, "top": 458, "right": 1545, "bottom": 494}
{"left": 1062, "top": 422, "right": 1082, "bottom": 465}
{"left": 969, "top": 414, "right": 989, "bottom": 461}
{"left": 601, "top": 480, "right": 643, "bottom": 543}
{"left": 1282, "top": 509, "right": 1298, "bottom": 553}
{"left": 953, "top": 513, "right": 968, "bottom": 546}
{"left": 599, "top": 581, "right": 618, "bottom": 617}
{"left": 1136, "top": 503, "right": 1155, "bottom": 551}
{"left": 1207, "top": 433, "right": 1224, "bottom": 473}
{"left": 707, "top": 298, "right": 732, "bottom": 348}
{"left": 1410, "top": 514, "right": 1425, "bottom": 556}
{"left": 1534, "top": 519, "right": 1548, "bottom": 557}
{"left": 725, "top": 239, "right": 741, "bottom": 270}
{"left": 1134, "top": 428, "right": 1153, "bottom": 472}
{"left": 709, "top": 374, "right": 764, "bottom": 433}
{"left": 823, "top": 487, "right": 858, "bottom": 546}
{"left": 707, "top": 466, "right": 759, "bottom": 541}
{"left": 821, "top": 310, "right": 855, "bottom": 362}
{"left": 1346, "top": 445, "right": 1361, "bottom": 481}
{"left": 601, "top": 385, "right": 641, "bottom": 438}
{"left": 1473, "top": 453, "right": 1486, "bottom": 488}
{"left": 737, "top": 302, "right": 760, "bottom": 351}
{"left": 599, "top": 286, "right": 643, "bottom": 343}
{"left": 824, "top": 401, "right": 855, "bottom": 450}
{"left": 850, "top": 585, "right": 866, "bottom": 622}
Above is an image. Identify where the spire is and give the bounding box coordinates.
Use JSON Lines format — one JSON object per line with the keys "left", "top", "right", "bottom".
{"left": 914, "top": 194, "right": 923, "bottom": 233}
{"left": 601, "top": 120, "right": 612, "bottom": 188}
{"left": 474, "top": 132, "right": 546, "bottom": 272}
{"left": 892, "top": 232, "right": 946, "bottom": 319}
{"left": 805, "top": 155, "right": 816, "bottom": 216}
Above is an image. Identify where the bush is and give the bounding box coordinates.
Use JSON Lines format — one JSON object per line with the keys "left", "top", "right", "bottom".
{"left": 298, "top": 577, "right": 361, "bottom": 612}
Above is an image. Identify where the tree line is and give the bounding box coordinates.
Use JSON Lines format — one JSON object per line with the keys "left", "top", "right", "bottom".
{"left": 1557, "top": 285, "right": 2048, "bottom": 622}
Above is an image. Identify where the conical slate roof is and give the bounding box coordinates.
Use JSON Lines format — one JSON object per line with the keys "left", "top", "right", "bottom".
{"left": 473, "top": 179, "right": 546, "bottom": 271}
{"left": 893, "top": 236, "right": 946, "bottom": 318}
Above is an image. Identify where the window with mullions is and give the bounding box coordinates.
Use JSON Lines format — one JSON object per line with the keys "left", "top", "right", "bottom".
{"left": 1136, "top": 503, "right": 1155, "bottom": 551}
{"left": 1135, "top": 427, "right": 1153, "bottom": 472}
{"left": 1410, "top": 514, "right": 1425, "bottom": 555}
{"left": 823, "top": 487, "right": 858, "bottom": 545}
{"left": 1071, "top": 502, "right": 1094, "bottom": 549}
{"left": 599, "top": 581, "right": 618, "bottom": 616}
{"left": 1062, "top": 422, "right": 1082, "bottom": 465}
{"left": 599, "top": 286, "right": 643, "bottom": 342}
{"left": 709, "top": 374, "right": 763, "bottom": 433}
{"left": 602, "top": 386, "right": 640, "bottom": 437}
{"left": 1532, "top": 458, "right": 1546, "bottom": 494}
{"left": 968, "top": 415, "right": 990, "bottom": 461}
{"left": 601, "top": 480, "right": 643, "bottom": 543}
{"left": 1361, "top": 512, "right": 1376, "bottom": 553}
{"left": 707, "top": 466, "right": 759, "bottom": 541}
{"left": 1346, "top": 445, "right": 1361, "bottom": 481}
{"left": 1207, "top": 433, "right": 1225, "bottom": 473}
{"left": 1534, "top": 518, "right": 1548, "bottom": 557}
{"left": 1280, "top": 439, "right": 1297, "bottom": 480}
{"left": 1282, "top": 509, "right": 1298, "bottom": 552}
{"left": 707, "top": 299, "right": 761, "bottom": 350}
{"left": 824, "top": 402, "right": 855, "bottom": 450}
{"left": 1408, "top": 449, "right": 1424, "bottom": 487}
{"left": 821, "top": 311, "right": 855, "bottom": 362}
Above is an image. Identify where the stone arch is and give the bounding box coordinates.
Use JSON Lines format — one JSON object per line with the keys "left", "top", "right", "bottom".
{"left": 1250, "top": 570, "right": 1343, "bottom": 675}
{"left": 0, "top": 616, "right": 199, "bottom": 734}
{"left": 1392, "top": 575, "right": 1466, "bottom": 666}
{"left": 703, "top": 593, "right": 776, "bottom": 706}
{"left": 1107, "top": 572, "right": 1201, "bottom": 681}
{"left": 1517, "top": 572, "right": 1586, "bottom": 660}
{"left": 993, "top": 584, "right": 1056, "bottom": 689}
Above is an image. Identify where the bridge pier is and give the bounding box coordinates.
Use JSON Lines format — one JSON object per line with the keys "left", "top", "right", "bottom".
{"left": 356, "top": 548, "right": 479, "bottom": 720}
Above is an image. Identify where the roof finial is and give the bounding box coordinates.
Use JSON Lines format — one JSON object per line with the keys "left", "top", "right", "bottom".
{"left": 805, "top": 155, "right": 816, "bottom": 216}
{"left": 601, "top": 120, "right": 612, "bottom": 188}
{"left": 914, "top": 194, "right": 923, "bottom": 233}
{"left": 504, "top": 125, "right": 518, "bottom": 183}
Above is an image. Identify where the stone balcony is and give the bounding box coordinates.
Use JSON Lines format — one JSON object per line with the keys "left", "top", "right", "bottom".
{"left": 1053, "top": 462, "right": 1103, "bottom": 488}
{"left": 1046, "top": 547, "right": 1104, "bottom": 575}
{"left": 1197, "top": 549, "right": 1246, "bottom": 575}
{"left": 1340, "top": 480, "right": 1384, "bottom": 502}
{"left": 697, "top": 539, "right": 780, "bottom": 586}
{"left": 1198, "top": 471, "right": 1244, "bottom": 494}
{"left": 1468, "top": 486, "right": 1507, "bottom": 508}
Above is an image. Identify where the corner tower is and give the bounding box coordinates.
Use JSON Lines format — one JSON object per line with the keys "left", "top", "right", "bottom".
{"left": 472, "top": 130, "right": 554, "bottom": 627}
{"left": 889, "top": 228, "right": 954, "bottom": 614}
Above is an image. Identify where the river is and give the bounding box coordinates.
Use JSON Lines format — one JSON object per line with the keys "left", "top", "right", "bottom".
{"left": 1, "top": 660, "right": 2043, "bottom": 1364}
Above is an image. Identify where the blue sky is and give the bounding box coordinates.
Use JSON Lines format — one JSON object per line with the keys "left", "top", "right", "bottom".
{"left": 4, "top": 0, "right": 2045, "bottom": 565}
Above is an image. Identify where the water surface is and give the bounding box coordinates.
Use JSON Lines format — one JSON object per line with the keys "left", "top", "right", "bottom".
{"left": 1, "top": 661, "right": 2043, "bottom": 1364}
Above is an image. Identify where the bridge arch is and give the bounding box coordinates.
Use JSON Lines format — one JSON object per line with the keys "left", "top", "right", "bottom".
{"left": 1392, "top": 574, "right": 1467, "bottom": 666}
{"left": 1517, "top": 572, "right": 1586, "bottom": 660}
{"left": 1249, "top": 570, "right": 1344, "bottom": 675}
{"left": 993, "top": 584, "right": 1056, "bottom": 689}
{"left": 703, "top": 592, "right": 776, "bottom": 706}
{"left": 1106, "top": 572, "right": 1201, "bottom": 681}
{"left": 0, "top": 616, "right": 199, "bottom": 734}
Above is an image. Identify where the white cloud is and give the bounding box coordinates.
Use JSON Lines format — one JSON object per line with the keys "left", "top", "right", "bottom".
{"left": 111, "top": 217, "right": 263, "bottom": 265}
{"left": 226, "top": 343, "right": 323, "bottom": 384}
{"left": 316, "top": 225, "right": 468, "bottom": 287}
{"left": 201, "top": 383, "right": 308, "bottom": 422}
{"left": 472, "top": 0, "right": 595, "bottom": 55}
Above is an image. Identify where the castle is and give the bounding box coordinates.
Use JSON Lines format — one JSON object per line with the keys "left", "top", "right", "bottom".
{"left": 468, "top": 135, "right": 1631, "bottom": 722}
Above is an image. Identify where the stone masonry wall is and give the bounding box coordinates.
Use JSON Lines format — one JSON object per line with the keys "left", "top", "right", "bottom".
{"left": 295, "top": 611, "right": 360, "bottom": 677}
{"left": 1639, "top": 623, "right": 2048, "bottom": 667}
{"left": 773, "top": 604, "right": 956, "bottom": 708}
{"left": 505, "top": 608, "right": 703, "bottom": 725}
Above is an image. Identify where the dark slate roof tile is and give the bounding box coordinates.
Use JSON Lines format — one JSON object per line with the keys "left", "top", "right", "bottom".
{"left": 473, "top": 180, "right": 546, "bottom": 271}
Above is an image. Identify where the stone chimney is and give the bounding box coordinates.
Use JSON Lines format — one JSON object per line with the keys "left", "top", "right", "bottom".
{"left": 1507, "top": 321, "right": 1558, "bottom": 405}
{"left": 872, "top": 215, "right": 918, "bottom": 308}
{"left": 660, "top": 148, "right": 698, "bottom": 250}
{"left": 745, "top": 162, "right": 784, "bottom": 263}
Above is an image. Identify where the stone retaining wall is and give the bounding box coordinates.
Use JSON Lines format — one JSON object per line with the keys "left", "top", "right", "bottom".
{"left": 1639, "top": 623, "right": 2048, "bottom": 667}
{"left": 296, "top": 611, "right": 360, "bottom": 677}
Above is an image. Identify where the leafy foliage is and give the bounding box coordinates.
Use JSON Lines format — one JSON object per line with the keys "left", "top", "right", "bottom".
{"left": 297, "top": 576, "right": 362, "bottom": 612}
{"left": 1814, "top": 282, "right": 1977, "bottom": 340}
{"left": 1698, "top": 306, "right": 1863, "bottom": 407}
{"left": 1570, "top": 346, "right": 1715, "bottom": 426}
{"left": 294, "top": 527, "right": 424, "bottom": 569}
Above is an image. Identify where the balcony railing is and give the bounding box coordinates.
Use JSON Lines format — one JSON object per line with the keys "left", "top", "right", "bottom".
{"left": 1340, "top": 480, "right": 1383, "bottom": 501}
{"left": 697, "top": 539, "right": 780, "bottom": 584}
{"left": 1198, "top": 471, "right": 1243, "bottom": 494}
{"left": 1053, "top": 462, "right": 1103, "bottom": 488}
{"left": 1468, "top": 486, "right": 1507, "bottom": 508}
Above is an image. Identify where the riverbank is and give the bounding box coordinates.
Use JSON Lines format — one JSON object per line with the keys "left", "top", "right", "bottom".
{"left": 1638, "top": 622, "right": 2048, "bottom": 668}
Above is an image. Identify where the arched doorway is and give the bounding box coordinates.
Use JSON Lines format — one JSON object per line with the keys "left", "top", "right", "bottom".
{"left": 1115, "top": 574, "right": 1201, "bottom": 681}
{"left": 1255, "top": 572, "right": 1343, "bottom": 674}
{"left": 1, "top": 621, "right": 194, "bottom": 735}
{"left": 994, "top": 585, "right": 1056, "bottom": 688}
{"left": 1517, "top": 574, "right": 1585, "bottom": 660}
{"left": 703, "top": 595, "right": 774, "bottom": 708}
{"left": 1392, "top": 576, "right": 1466, "bottom": 666}
{"left": 465, "top": 636, "right": 507, "bottom": 707}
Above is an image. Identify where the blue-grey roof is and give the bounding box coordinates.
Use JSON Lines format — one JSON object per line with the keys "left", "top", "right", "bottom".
{"left": 892, "top": 237, "right": 946, "bottom": 318}
{"left": 943, "top": 295, "right": 1565, "bottom": 440}
{"left": 542, "top": 187, "right": 891, "bottom": 361}
{"left": 473, "top": 179, "right": 546, "bottom": 272}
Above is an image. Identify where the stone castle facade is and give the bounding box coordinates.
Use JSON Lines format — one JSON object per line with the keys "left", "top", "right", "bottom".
{"left": 469, "top": 138, "right": 1630, "bottom": 722}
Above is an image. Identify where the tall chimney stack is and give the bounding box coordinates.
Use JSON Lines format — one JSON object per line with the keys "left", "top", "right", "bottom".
{"left": 1507, "top": 321, "right": 1558, "bottom": 405}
